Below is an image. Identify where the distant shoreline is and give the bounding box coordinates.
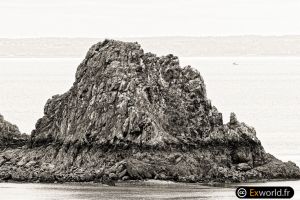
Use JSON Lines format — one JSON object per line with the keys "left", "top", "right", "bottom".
{"left": 0, "top": 55, "right": 300, "bottom": 60}
{"left": 1, "top": 36, "right": 300, "bottom": 57}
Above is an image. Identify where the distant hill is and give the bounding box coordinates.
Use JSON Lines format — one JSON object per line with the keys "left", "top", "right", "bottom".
{"left": 1, "top": 36, "right": 300, "bottom": 57}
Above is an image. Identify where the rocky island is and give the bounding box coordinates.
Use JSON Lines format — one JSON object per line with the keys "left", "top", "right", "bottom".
{"left": 0, "top": 40, "right": 299, "bottom": 184}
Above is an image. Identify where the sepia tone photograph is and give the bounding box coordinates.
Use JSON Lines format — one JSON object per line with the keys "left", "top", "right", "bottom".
{"left": 0, "top": 0, "right": 299, "bottom": 199}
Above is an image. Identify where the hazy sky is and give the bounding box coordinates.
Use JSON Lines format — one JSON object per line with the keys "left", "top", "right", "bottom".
{"left": 0, "top": 0, "right": 299, "bottom": 38}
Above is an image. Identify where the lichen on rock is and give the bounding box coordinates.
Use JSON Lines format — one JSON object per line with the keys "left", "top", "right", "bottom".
{"left": 0, "top": 39, "right": 299, "bottom": 183}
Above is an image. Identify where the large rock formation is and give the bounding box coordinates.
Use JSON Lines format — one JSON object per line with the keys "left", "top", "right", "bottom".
{"left": 0, "top": 40, "right": 299, "bottom": 183}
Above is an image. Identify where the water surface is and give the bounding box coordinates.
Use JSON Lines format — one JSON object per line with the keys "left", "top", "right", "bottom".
{"left": 0, "top": 180, "right": 299, "bottom": 200}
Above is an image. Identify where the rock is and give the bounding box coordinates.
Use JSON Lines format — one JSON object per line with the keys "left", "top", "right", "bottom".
{"left": 175, "top": 156, "right": 182, "bottom": 163}
{"left": 118, "top": 169, "right": 127, "bottom": 178}
{"left": 232, "top": 147, "right": 253, "bottom": 163}
{"left": 0, "top": 173, "right": 11, "bottom": 181}
{"left": 25, "top": 161, "right": 37, "bottom": 168}
{"left": 0, "top": 39, "right": 299, "bottom": 183}
{"left": 186, "top": 175, "right": 197, "bottom": 182}
{"left": 108, "top": 173, "right": 117, "bottom": 180}
{"left": 0, "top": 156, "right": 6, "bottom": 166}
{"left": 41, "top": 163, "right": 55, "bottom": 171}
{"left": 159, "top": 173, "right": 167, "bottom": 180}
{"left": 0, "top": 114, "right": 29, "bottom": 148}
{"left": 236, "top": 163, "right": 252, "bottom": 171}
{"left": 17, "top": 158, "right": 27, "bottom": 167}
{"left": 102, "top": 175, "right": 115, "bottom": 186}
{"left": 122, "top": 176, "right": 129, "bottom": 181}
{"left": 30, "top": 40, "right": 224, "bottom": 147}
{"left": 229, "top": 112, "right": 238, "bottom": 126}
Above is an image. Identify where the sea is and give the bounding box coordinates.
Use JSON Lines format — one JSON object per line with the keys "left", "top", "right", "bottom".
{"left": 0, "top": 57, "right": 300, "bottom": 199}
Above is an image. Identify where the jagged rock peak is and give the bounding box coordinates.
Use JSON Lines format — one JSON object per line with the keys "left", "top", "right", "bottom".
{"left": 0, "top": 114, "right": 28, "bottom": 148}
{"left": 31, "top": 39, "right": 223, "bottom": 147}
{"left": 0, "top": 114, "right": 20, "bottom": 135}
{"left": 229, "top": 112, "right": 239, "bottom": 125}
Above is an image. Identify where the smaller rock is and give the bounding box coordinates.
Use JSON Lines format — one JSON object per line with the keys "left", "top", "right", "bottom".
{"left": 236, "top": 163, "right": 252, "bottom": 171}
{"left": 41, "top": 163, "right": 55, "bottom": 170}
{"left": 0, "top": 173, "right": 12, "bottom": 181}
{"left": 102, "top": 175, "right": 115, "bottom": 186}
{"left": 109, "top": 172, "right": 117, "bottom": 180}
{"left": 178, "top": 176, "right": 187, "bottom": 182}
{"left": 0, "top": 156, "right": 7, "bottom": 166}
{"left": 229, "top": 112, "right": 239, "bottom": 126}
{"left": 159, "top": 173, "right": 167, "bottom": 180}
{"left": 186, "top": 175, "right": 197, "bottom": 182}
{"left": 116, "top": 163, "right": 125, "bottom": 174}
{"left": 118, "top": 169, "right": 127, "bottom": 178}
{"left": 25, "top": 161, "right": 37, "bottom": 168}
{"left": 175, "top": 156, "right": 182, "bottom": 163}
{"left": 17, "top": 158, "right": 27, "bottom": 166}
{"left": 122, "top": 176, "right": 129, "bottom": 181}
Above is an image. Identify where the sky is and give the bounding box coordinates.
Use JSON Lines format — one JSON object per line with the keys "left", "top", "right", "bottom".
{"left": 0, "top": 0, "right": 300, "bottom": 38}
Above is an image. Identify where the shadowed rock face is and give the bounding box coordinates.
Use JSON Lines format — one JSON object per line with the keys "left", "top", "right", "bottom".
{"left": 0, "top": 40, "right": 299, "bottom": 183}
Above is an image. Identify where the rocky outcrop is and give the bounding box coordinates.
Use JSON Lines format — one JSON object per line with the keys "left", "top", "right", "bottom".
{"left": 0, "top": 114, "right": 28, "bottom": 149}
{"left": 0, "top": 40, "right": 299, "bottom": 183}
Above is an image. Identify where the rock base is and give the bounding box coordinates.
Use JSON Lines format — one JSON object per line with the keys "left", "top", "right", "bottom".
{"left": 0, "top": 142, "right": 299, "bottom": 184}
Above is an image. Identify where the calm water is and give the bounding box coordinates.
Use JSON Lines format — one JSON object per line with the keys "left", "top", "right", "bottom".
{"left": 0, "top": 57, "right": 300, "bottom": 199}
{"left": 0, "top": 180, "right": 299, "bottom": 200}
{"left": 0, "top": 181, "right": 233, "bottom": 200}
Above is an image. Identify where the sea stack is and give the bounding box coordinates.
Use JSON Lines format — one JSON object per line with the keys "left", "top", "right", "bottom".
{"left": 0, "top": 40, "right": 299, "bottom": 183}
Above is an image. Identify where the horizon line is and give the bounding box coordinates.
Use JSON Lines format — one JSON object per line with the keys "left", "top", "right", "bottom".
{"left": 1, "top": 35, "right": 300, "bottom": 40}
